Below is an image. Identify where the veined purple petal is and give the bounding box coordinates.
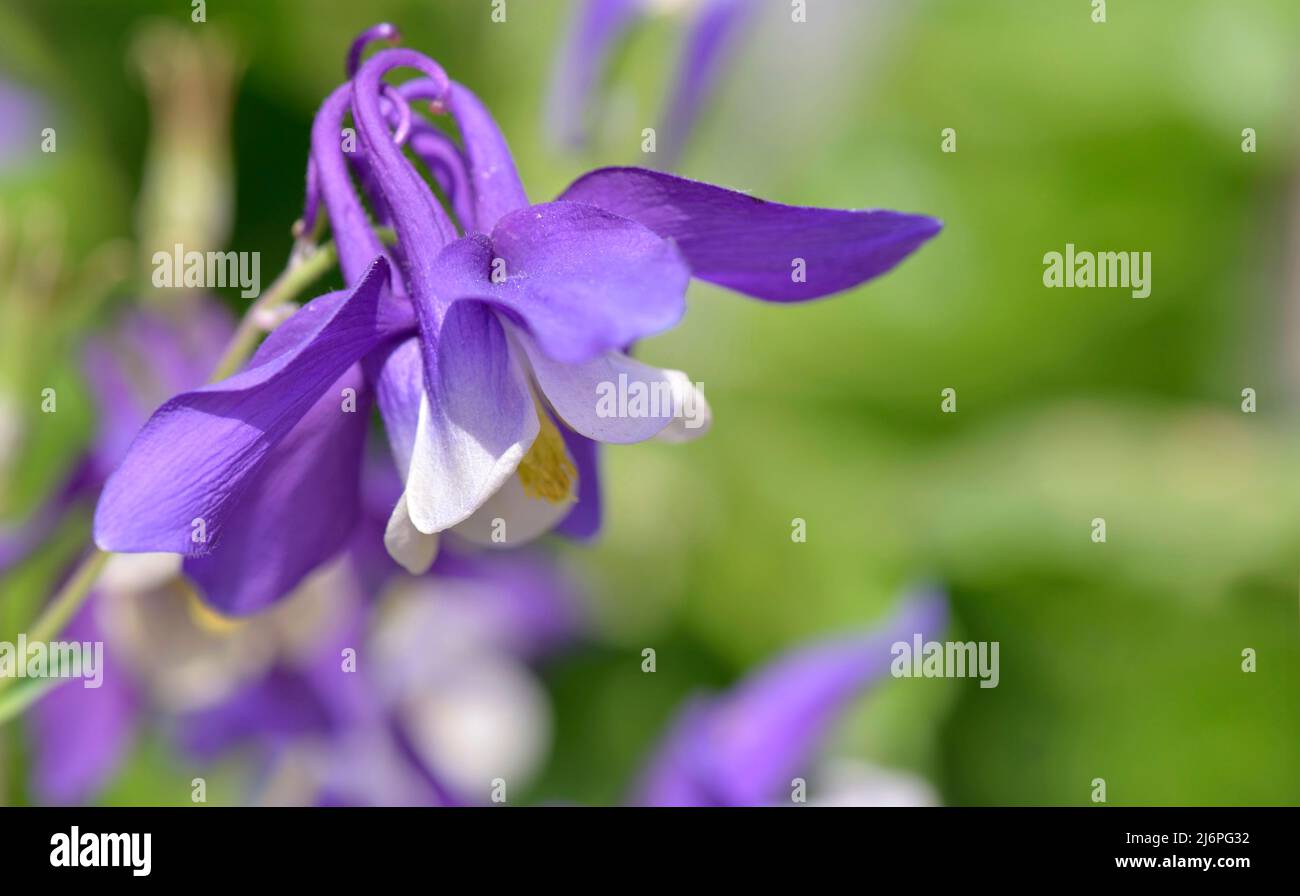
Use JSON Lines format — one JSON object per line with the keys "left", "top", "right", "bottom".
{"left": 182, "top": 365, "right": 372, "bottom": 615}
{"left": 633, "top": 588, "right": 948, "bottom": 806}
{"left": 93, "top": 259, "right": 393, "bottom": 557}
{"left": 431, "top": 203, "right": 690, "bottom": 365}
{"left": 546, "top": 0, "right": 644, "bottom": 151}
{"left": 657, "top": 0, "right": 752, "bottom": 168}
{"left": 560, "top": 166, "right": 942, "bottom": 301}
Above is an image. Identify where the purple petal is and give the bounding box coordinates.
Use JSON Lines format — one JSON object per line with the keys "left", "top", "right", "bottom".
{"left": 657, "top": 0, "right": 753, "bottom": 168}
{"left": 545, "top": 0, "right": 644, "bottom": 151}
{"left": 560, "top": 167, "right": 942, "bottom": 301}
{"left": 83, "top": 303, "right": 235, "bottom": 470}
{"left": 0, "top": 453, "right": 98, "bottom": 575}
{"left": 633, "top": 588, "right": 948, "bottom": 806}
{"left": 433, "top": 547, "right": 586, "bottom": 659}
{"left": 179, "top": 665, "right": 334, "bottom": 762}
{"left": 432, "top": 203, "right": 690, "bottom": 365}
{"left": 445, "top": 82, "right": 530, "bottom": 233}
{"left": 310, "top": 84, "right": 405, "bottom": 285}
{"left": 182, "top": 365, "right": 372, "bottom": 615}
{"left": 351, "top": 50, "right": 458, "bottom": 261}
{"left": 93, "top": 259, "right": 394, "bottom": 556}
{"left": 556, "top": 427, "right": 602, "bottom": 540}
{"left": 406, "top": 120, "right": 475, "bottom": 236}
{"left": 371, "top": 335, "right": 424, "bottom": 477}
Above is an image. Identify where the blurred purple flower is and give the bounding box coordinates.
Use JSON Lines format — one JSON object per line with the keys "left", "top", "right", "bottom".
{"left": 175, "top": 547, "right": 583, "bottom": 806}
{"left": 0, "top": 79, "right": 43, "bottom": 169}
{"left": 30, "top": 521, "right": 584, "bottom": 805}
{"left": 633, "top": 587, "right": 947, "bottom": 806}
{"left": 0, "top": 304, "right": 232, "bottom": 577}
{"left": 28, "top": 599, "right": 139, "bottom": 805}
{"left": 547, "top": 0, "right": 753, "bottom": 167}
{"left": 93, "top": 28, "right": 939, "bottom": 614}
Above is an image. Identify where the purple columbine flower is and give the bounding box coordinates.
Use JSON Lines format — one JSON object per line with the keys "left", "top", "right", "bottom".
{"left": 93, "top": 27, "right": 940, "bottom": 614}
{"left": 632, "top": 587, "right": 947, "bottom": 806}
{"left": 547, "top": 0, "right": 753, "bottom": 167}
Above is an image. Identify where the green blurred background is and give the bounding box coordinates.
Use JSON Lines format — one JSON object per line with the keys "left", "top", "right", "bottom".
{"left": 2, "top": 0, "right": 1299, "bottom": 805}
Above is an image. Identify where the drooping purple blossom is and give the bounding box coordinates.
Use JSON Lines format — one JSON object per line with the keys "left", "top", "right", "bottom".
{"left": 632, "top": 587, "right": 947, "bottom": 806}
{"left": 93, "top": 27, "right": 939, "bottom": 614}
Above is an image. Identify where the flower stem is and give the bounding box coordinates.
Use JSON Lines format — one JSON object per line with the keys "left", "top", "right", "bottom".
{"left": 0, "top": 678, "right": 59, "bottom": 726}
{"left": 208, "top": 240, "right": 339, "bottom": 381}
{"left": 0, "top": 548, "right": 108, "bottom": 708}
{"left": 29, "top": 548, "right": 110, "bottom": 645}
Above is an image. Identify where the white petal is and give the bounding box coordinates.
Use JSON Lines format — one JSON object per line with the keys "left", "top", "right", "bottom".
{"left": 404, "top": 357, "right": 539, "bottom": 534}
{"left": 400, "top": 655, "right": 552, "bottom": 799}
{"left": 654, "top": 369, "right": 711, "bottom": 442}
{"left": 451, "top": 473, "right": 576, "bottom": 548}
{"left": 384, "top": 493, "right": 440, "bottom": 575}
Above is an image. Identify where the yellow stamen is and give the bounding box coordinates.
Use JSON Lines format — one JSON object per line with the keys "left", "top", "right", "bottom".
{"left": 518, "top": 396, "right": 577, "bottom": 503}
{"left": 184, "top": 586, "right": 244, "bottom": 635}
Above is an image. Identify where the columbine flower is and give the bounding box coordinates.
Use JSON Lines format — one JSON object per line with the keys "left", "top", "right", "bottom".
{"left": 631, "top": 588, "right": 946, "bottom": 806}
{"left": 94, "top": 28, "right": 939, "bottom": 614}
{"left": 547, "top": 0, "right": 753, "bottom": 167}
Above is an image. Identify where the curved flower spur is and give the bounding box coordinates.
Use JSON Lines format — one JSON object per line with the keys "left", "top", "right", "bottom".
{"left": 93, "top": 27, "right": 941, "bottom": 615}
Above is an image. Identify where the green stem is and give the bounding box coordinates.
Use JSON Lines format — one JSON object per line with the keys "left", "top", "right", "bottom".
{"left": 0, "top": 549, "right": 108, "bottom": 707}
{"left": 0, "top": 679, "right": 60, "bottom": 726}
{"left": 208, "top": 240, "right": 339, "bottom": 381}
